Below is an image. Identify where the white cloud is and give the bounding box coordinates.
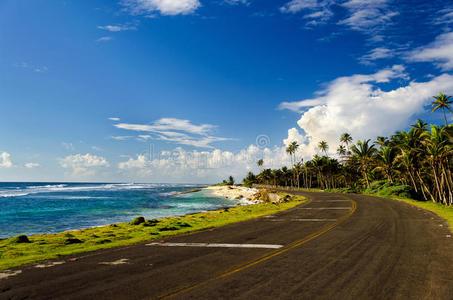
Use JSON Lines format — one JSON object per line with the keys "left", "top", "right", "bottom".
{"left": 25, "top": 163, "right": 40, "bottom": 168}
{"left": 0, "top": 152, "right": 13, "bottom": 168}
{"left": 98, "top": 25, "right": 136, "bottom": 32}
{"left": 280, "top": 0, "right": 397, "bottom": 33}
{"left": 108, "top": 117, "right": 120, "bottom": 121}
{"left": 118, "top": 154, "right": 152, "bottom": 176}
{"left": 434, "top": 8, "right": 453, "bottom": 25}
{"left": 59, "top": 153, "right": 109, "bottom": 176}
{"left": 122, "top": 0, "right": 200, "bottom": 16}
{"left": 280, "top": 0, "right": 334, "bottom": 25}
{"left": 96, "top": 36, "right": 113, "bottom": 42}
{"left": 117, "top": 145, "right": 292, "bottom": 182}
{"left": 338, "top": 0, "right": 398, "bottom": 33}
{"left": 279, "top": 65, "right": 453, "bottom": 159}
{"left": 224, "top": 0, "right": 249, "bottom": 5}
{"left": 111, "top": 136, "right": 133, "bottom": 141}
{"left": 359, "top": 47, "right": 396, "bottom": 64}
{"left": 408, "top": 31, "right": 453, "bottom": 71}
{"left": 114, "top": 118, "right": 231, "bottom": 148}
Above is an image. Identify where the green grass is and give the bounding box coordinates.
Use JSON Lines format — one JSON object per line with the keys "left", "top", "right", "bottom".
{"left": 0, "top": 194, "right": 306, "bottom": 270}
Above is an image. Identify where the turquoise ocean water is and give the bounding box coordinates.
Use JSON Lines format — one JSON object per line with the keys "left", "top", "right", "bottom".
{"left": 0, "top": 182, "right": 236, "bottom": 239}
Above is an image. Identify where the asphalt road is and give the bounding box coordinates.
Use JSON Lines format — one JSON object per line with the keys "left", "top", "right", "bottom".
{"left": 2, "top": 191, "right": 453, "bottom": 300}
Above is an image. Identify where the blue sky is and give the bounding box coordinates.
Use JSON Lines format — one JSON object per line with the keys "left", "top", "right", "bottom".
{"left": 1, "top": 0, "right": 453, "bottom": 183}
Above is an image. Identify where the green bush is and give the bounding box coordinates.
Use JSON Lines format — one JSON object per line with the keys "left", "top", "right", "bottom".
{"left": 143, "top": 219, "right": 159, "bottom": 227}
{"left": 130, "top": 216, "right": 145, "bottom": 225}
{"left": 366, "top": 181, "right": 414, "bottom": 199}
{"left": 64, "top": 238, "right": 83, "bottom": 245}
{"left": 12, "top": 235, "right": 30, "bottom": 243}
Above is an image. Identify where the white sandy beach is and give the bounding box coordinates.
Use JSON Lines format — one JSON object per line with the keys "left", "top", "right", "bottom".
{"left": 204, "top": 185, "right": 261, "bottom": 204}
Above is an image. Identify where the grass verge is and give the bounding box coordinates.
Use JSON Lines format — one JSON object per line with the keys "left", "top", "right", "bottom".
{"left": 0, "top": 194, "right": 306, "bottom": 270}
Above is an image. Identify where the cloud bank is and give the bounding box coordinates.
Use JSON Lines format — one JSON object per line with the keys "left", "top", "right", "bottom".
{"left": 280, "top": 65, "right": 453, "bottom": 159}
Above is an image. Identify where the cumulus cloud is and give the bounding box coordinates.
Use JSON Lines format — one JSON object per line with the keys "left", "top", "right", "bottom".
{"left": 114, "top": 118, "right": 232, "bottom": 148}
{"left": 279, "top": 65, "right": 453, "bottom": 159}
{"left": 98, "top": 25, "right": 136, "bottom": 32}
{"left": 0, "top": 152, "right": 13, "bottom": 168}
{"left": 408, "top": 31, "right": 453, "bottom": 71}
{"left": 117, "top": 145, "right": 292, "bottom": 182}
{"left": 59, "top": 153, "right": 109, "bottom": 176}
{"left": 24, "top": 163, "right": 40, "bottom": 168}
{"left": 122, "top": 0, "right": 200, "bottom": 16}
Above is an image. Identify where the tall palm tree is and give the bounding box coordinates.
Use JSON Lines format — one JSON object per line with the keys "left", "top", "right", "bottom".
{"left": 318, "top": 140, "right": 329, "bottom": 156}
{"left": 431, "top": 93, "right": 453, "bottom": 126}
{"left": 374, "top": 146, "right": 397, "bottom": 182}
{"left": 350, "top": 139, "right": 376, "bottom": 187}
{"left": 286, "top": 141, "right": 299, "bottom": 165}
{"left": 340, "top": 133, "right": 353, "bottom": 148}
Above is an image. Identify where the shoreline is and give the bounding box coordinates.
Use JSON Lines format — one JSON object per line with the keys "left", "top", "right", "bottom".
{"left": 0, "top": 191, "right": 306, "bottom": 270}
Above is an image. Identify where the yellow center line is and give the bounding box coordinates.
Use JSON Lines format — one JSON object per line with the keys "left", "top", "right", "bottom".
{"left": 154, "top": 198, "right": 357, "bottom": 300}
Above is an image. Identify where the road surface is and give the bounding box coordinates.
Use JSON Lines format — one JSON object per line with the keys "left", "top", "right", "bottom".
{"left": 2, "top": 192, "right": 453, "bottom": 299}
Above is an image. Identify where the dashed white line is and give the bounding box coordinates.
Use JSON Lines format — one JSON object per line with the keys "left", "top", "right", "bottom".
{"left": 0, "top": 270, "right": 22, "bottom": 280}
{"left": 35, "top": 261, "right": 65, "bottom": 268}
{"left": 146, "top": 243, "right": 283, "bottom": 249}
{"left": 99, "top": 258, "right": 130, "bottom": 265}
{"left": 265, "top": 218, "right": 337, "bottom": 222}
{"left": 296, "top": 207, "right": 351, "bottom": 210}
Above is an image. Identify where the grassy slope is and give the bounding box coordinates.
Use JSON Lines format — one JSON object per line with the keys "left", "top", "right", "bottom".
{"left": 0, "top": 195, "right": 306, "bottom": 270}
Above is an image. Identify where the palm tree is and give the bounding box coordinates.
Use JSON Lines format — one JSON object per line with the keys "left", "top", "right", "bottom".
{"left": 286, "top": 141, "right": 299, "bottom": 166}
{"left": 318, "top": 140, "right": 329, "bottom": 156}
{"left": 350, "top": 139, "right": 376, "bottom": 187}
{"left": 257, "top": 159, "right": 263, "bottom": 168}
{"left": 340, "top": 133, "right": 353, "bottom": 148}
{"left": 411, "top": 119, "right": 429, "bottom": 134}
{"left": 374, "top": 136, "right": 388, "bottom": 148}
{"left": 337, "top": 145, "right": 347, "bottom": 156}
{"left": 374, "top": 146, "right": 397, "bottom": 182}
{"left": 431, "top": 93, "right": 453, "bottom": 126}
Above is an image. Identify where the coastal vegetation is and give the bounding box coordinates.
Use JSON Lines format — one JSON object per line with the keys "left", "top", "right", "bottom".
{"left": 244, "top": 93, "right": 453, "bottom": 206}
{"left": 0, "top": 193, "right": 305, "bottom": 270}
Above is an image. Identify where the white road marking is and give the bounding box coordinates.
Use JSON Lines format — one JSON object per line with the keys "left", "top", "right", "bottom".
{"left": 99, "top": 258, "right": 130, "bottom": 265}
{"left": 0, "top": 270, "right": 22, "bottom": 280}
{"left": 313, "top": 200, "right": 350, "bottom": 202}
{"left": 35, "top": 261, "right": 65, "bottom": 268}
{"left": 266, "top": 219, "right": 337, "bottom": 222}
{"left": 146, "top": 242, "right": 283, "bottom": 249}
{"left": 296, "top": 207, "right": 351, "bottom": 210}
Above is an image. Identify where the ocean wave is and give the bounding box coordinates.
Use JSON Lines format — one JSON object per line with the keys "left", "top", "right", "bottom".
{"left": 0, "top": 183, "right": 189, "bottom": 198}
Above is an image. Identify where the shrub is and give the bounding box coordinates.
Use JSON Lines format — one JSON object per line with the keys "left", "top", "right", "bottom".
{"left": 12, "top": 235, "right": 30, "bottom": 243}
{"left": 64, "top": 238, "right": 83, "bottom": 245}
{"left": 130, "top": 216, "right": 145, "bottom": 225}
{"left": 158, "top": 226, "right": 179, "bottom": 232}
{"left": 366, "top": 181, "right": 415, "bottom": 199}
{"left": 143, "top": 219, "right": 159, "bottom": 227}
